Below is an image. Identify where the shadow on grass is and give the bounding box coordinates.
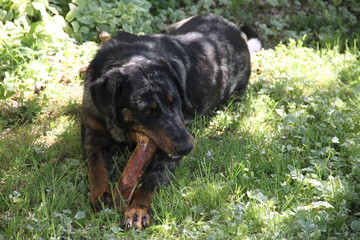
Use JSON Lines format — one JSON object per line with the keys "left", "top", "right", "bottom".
{"left": 0, "top": 99, "right": 84, "bottom": 194}
{"left": 0, "top": 98, "right": 90, "bottom": 237}
{"left": 0, "top": 97, "right": 44, "bottom": 129}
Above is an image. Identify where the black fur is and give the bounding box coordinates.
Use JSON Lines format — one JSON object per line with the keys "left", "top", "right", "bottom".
{"left": 81, "top": 14, "right": 260, "bottom": 228}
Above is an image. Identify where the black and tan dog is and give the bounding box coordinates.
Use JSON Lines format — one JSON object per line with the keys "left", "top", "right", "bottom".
{"left": 81, "top": 14, "right": 261, "bottom": 230}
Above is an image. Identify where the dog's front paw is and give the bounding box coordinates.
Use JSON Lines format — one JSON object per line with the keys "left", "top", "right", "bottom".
{"left": 123, "top": 206, "right": 151, "bottom": 230}
{"left": 90, "top": 190, "right": 113, "bottom": 212}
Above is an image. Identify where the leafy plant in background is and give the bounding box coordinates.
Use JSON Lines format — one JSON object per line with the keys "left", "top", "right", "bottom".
{"left": 252, "top": 0, "right": 360, "bottom": 48}
{"left": 0, "top": 0, "right": 69, "bottom": 101}
{"left": 0, "top": 0, "right": 69, "bottom": 48}
{"left": 65, "top": 0, "right": 154, "bottom": 42}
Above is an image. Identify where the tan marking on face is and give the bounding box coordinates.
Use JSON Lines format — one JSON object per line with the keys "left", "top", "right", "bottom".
{"left": 83, "top": 114, "right": 106, "bottom": 132}
{"left": 132, "top": 126, "right": 194, "bottom": 156}
{"left": 150, "top": 102, "right": 158, "bottom": 109}
{"left": 167, "top": 95, "right": 174, "bottom": 103}
{"left": 123, "top": 109, "right": 132, "bottom": 122}
{"left": 132, "top": 127, "right": 174, "bottom": 155}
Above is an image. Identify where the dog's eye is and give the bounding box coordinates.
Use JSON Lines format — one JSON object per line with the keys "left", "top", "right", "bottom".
{"left": 143, "top": 109, "right": 154, "bottom": 116}
{"left": 167, "top": 95, "right": 174, "bottom": 104}
{"left": 144, "top": 102, "right": 159, "bottom": 116}
{"left": 150, "top": 102, "right": 158, "bottom": 109}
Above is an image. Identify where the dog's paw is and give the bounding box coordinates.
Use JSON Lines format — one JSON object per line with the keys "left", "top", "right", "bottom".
{"left": 122, "top": 206, "right": 151, "bottom": 230}
{"left": 90, "top": 191, "right": 113, "bottom": 212}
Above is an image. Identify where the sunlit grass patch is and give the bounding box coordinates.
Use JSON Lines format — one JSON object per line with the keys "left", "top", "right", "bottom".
{"left": 149, "top": 41, "right": 360, "bottom": 239}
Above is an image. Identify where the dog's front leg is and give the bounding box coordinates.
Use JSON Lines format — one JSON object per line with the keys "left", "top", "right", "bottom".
{"left": 82, "top": 124, "right": 113, "bottom": 212}
{"left": 122, "top": 187, "right": 154, "bottom": 230}
{"left": 122, "top": 153, "right": 180, "bottom": 230}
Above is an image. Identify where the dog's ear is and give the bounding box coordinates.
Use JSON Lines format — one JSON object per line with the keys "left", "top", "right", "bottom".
{"left": 165, "top": 59, "right": 193, "bottom": 109}
{"left": 90, "top": 69, "right": 124, "bottom": 127}
{"left": 90, "top": 77, "right": 111, "bottom": 112}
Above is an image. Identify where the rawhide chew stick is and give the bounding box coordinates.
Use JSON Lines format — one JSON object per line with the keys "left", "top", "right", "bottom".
{"left": 117, "top": 133, "right": 157, "bottom": 204}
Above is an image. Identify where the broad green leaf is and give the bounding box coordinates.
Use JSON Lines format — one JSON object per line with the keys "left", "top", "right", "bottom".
{"left": 351, "top": 220, "right": 360, "bottom": 232}
{"left": 88, "top": 2, "right": 98, "bottom": 12}
{"left": 65, "top": 10, "right": 75, "bottom": 22}
{"left": 80, "top": 26, "right": 89, "bottom": 34}
{"left": 74, "top": 211, "right": 85, "bottom": 219}
{"left": 68, "top": 3, "right": 77, "bottom": 11}
{"left": 78, "top": 16, "right": 93, "bottom": 25}
{"left": 331, "top": 137, "right": 340, "bottom": 143}
{"left": 94, "top": 12, "right": 107, "bottom": 24}
{"left": 71, "top": 21, "right": 79, "bottom": 32}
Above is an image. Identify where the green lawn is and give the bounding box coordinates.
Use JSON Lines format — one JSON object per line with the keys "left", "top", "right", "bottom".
{"left": 1, "top": 38, "right": 359, "bottom": 239}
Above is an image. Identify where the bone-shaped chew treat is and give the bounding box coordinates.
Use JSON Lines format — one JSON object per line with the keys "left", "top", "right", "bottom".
{"left": 117, "top": 133, "right": 157, "bottom": 204}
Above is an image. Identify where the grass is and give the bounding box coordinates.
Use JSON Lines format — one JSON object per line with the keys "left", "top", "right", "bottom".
{"left": 1, "top": 39, "right": 360, "bottom": 239}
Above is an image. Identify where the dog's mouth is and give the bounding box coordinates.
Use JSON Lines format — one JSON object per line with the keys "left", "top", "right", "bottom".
{"left": 167, "top": 154, "right": 183, "bottom": 160}
{"left": 128, "top": 123, "right": 195, "bottom": 158}
{"left": 129, "top": 131, "right": 190, "bottom": 160}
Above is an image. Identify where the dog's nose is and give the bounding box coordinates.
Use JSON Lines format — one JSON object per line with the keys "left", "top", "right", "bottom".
{"left": 175, "top": 142, "right": 194, "bottom": 156}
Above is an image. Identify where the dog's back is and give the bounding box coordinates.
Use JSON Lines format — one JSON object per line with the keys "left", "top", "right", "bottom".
{"left": 166, "top": 14, "right": 254, "bottom": 119}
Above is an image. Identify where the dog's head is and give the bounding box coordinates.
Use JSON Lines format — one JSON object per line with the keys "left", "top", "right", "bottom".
{"left": 89, "top": 57, "right": 194, "bottom": 158}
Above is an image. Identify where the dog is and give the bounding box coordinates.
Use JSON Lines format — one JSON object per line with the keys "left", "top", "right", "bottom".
{"left": 81, "top": 14, "right": 261, "bottom": 230}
